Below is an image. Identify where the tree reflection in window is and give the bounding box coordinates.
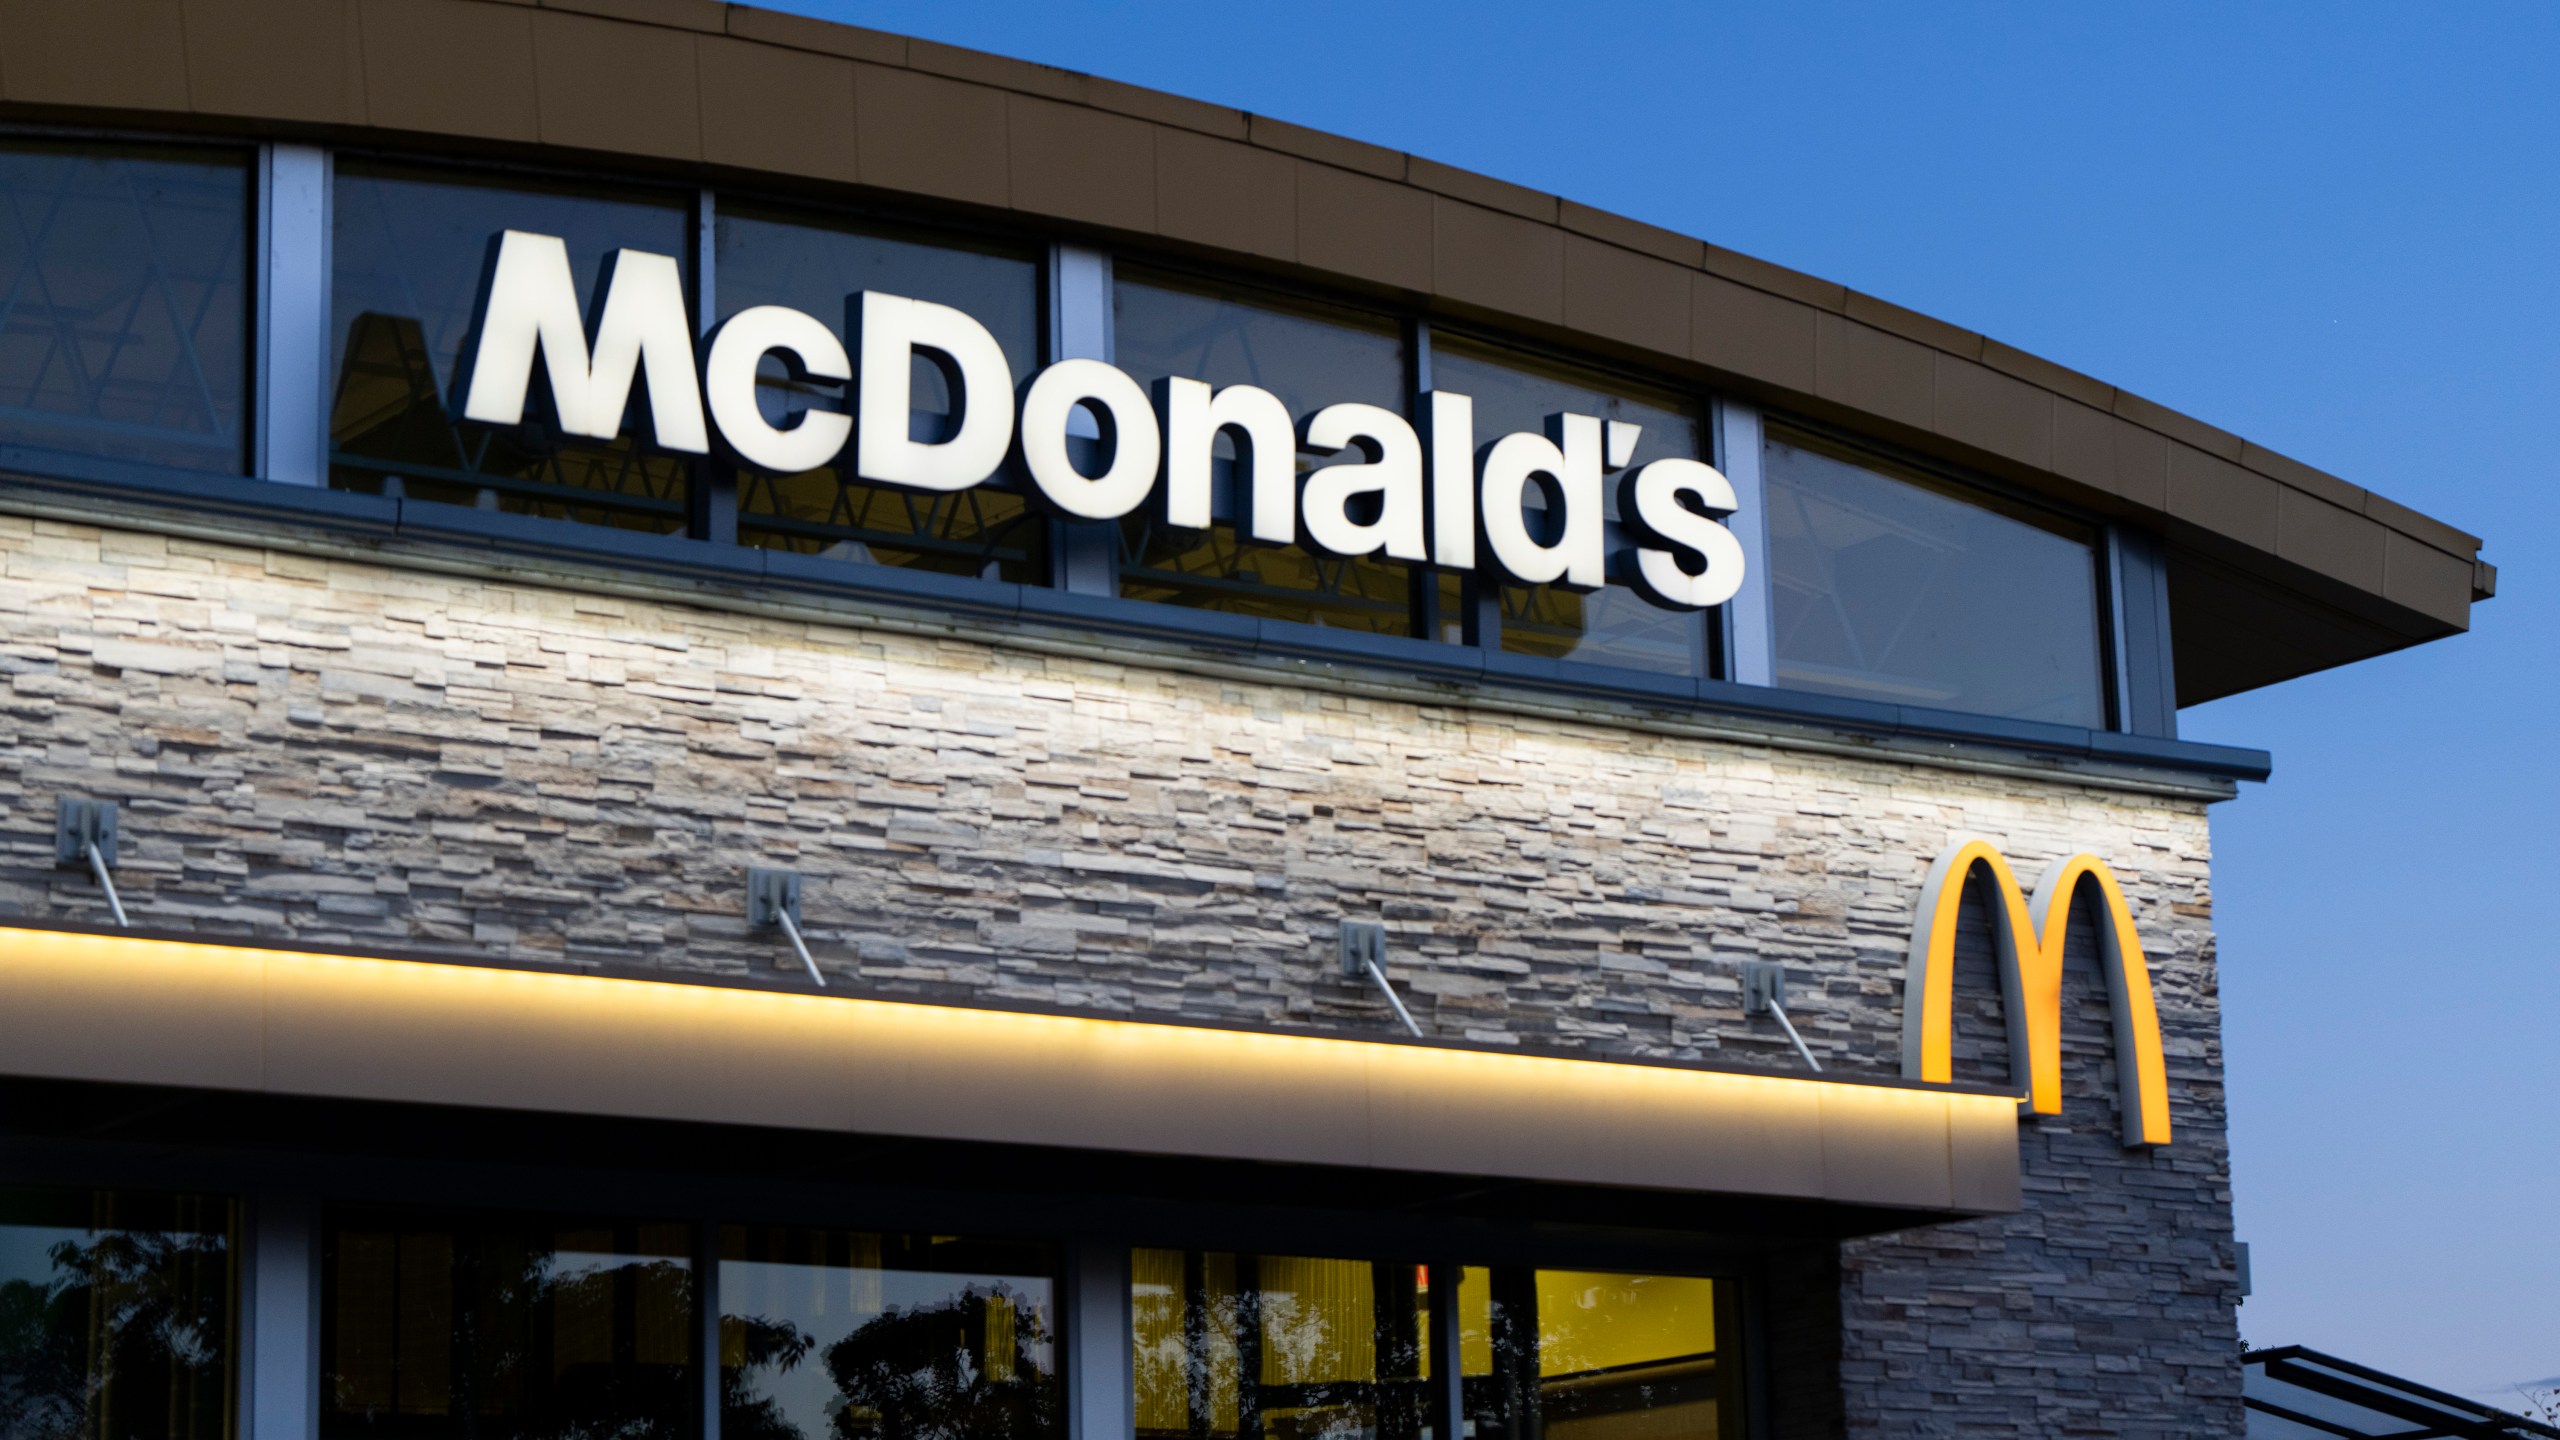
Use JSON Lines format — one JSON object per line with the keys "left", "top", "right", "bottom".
{"left": 720, "top": 1228, "right": 1062, "bottom": 1440}
{"left": 0, "top": 1187, "right": 238, "bottom": 1440}
{"left": 320, "top": 1208, "right": 696, "bottom": 1440}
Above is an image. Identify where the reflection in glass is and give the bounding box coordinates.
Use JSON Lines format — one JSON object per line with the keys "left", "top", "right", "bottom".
{"left": 1136, "top": 1256, "right": 1732, "bottom": 1440}
{"left": 1426, "top": 338, "right": 1709, "bottom": 676}
{"left": 329, "top": 162, "right": 695, "bottom": 532}
{"left": 320, "top": 1206, "right": 696, "bottom": 1440}
{"left": 715, "top": 208, "right": 1046, "bottom": 583}
{"left": 1763, "top": 431, "right": 2106, "bottom": 726}
{"left": 0, "top": 141, "right": 250, "bottom": 474}
{"left": 1133, "top": 1251, "right": 1431, "bottom": 1440}
{"left": 1517, "top": 1273, "right": 1723, "bottom": 1440}
{"left": 720, "top": 1227, "right": 1061, "bottom": 1440}
{"left": 1112, "top": 275, "right": 1417, "bottom": 636}
{"left": 0, "top": 1187, "right": 239, "bottom": 1440}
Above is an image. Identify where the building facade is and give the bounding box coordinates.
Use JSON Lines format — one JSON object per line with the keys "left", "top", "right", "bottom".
{"left": 0, "top": 5, "right": 2495, "bottom": 1440}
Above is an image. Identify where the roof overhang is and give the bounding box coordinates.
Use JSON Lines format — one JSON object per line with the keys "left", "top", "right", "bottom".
{"left": 0, "top": 0, "right": 2490, "bottom": 701}
{"left": 0, "top": 924, "right": 2021, "bottom": 1221}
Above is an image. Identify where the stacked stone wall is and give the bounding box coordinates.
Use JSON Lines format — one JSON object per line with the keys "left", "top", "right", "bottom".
{"left": 0, "top": 512, "right": 2243, "bottom": 1435}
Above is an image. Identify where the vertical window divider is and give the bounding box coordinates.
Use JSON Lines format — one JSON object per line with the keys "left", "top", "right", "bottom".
{"left": 1711, "top": 397, "right": 1775, "bottom": 686}
{"left": 1065, "top": 1238, "right": 1134, "bottom": 1440}
{"left": 691, "top": 188, "right": 738, "bottom": 546}
{"left": 1416, "top": 321, "right": 1502, "bottom": 652}
{"left": 1407, "top": 319, "right": 1457, "bottom": 646}
{"left": 2104, "top": 524, "right": 2179, "bottom": 737}
{"left": 1424, "top": 1263, "right": 1466, "bottom": 1440}
{"left": 697, "top": 1216, "right": 723, "bottom": 1440}
{"left": 256, "top": 143, "right": 329, "bottom": 487}
{"left": 246, "top": 1189, "right": 320, "bottom": 1440}
{"left": 1048, "top": 243, "right": 1117, "bottom": 595}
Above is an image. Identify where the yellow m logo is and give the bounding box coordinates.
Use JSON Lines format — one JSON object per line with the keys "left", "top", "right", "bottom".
{"left": 1901, "top": 839, "right": 2172, "bottom": 1148}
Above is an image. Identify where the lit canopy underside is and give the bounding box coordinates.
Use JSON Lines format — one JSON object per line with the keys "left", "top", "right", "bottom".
{"left": 0, "top": 925, "right": 2018, "bottom": 1215}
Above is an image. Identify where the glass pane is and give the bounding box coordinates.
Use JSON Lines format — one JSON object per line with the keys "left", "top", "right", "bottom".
{"left": 1763, "top": 431, "right": 2106, "bottom": 726}
{"left": 1527, "top": 1273, "right": 1723, "bottom": 1440}
{"left": 720, "top": 1226, "right": 1061, "bottom": 1440}
{"left": 1426, "top": 337, "right": 1707, "bottom": 676}
{"left": 0, "top": 141, "right": 249, "bottom": 474}
{"left": 0, "top": 1187, "right": 239, "bottom": 1440}
{"left": 320, "top": 1206, "right": 697, "bottom": 1440}
{"left": 329, "top": 161, "right": 695, "bottom": 533}
{"left": 715, "top": 206, "right": 1046, "bottom": 583}
{"left": 1112, "top": 274, "right": 1418, "bottom": 637}
{"left": 1133, "top": 1250, "right": 1434, "bottom": 1440}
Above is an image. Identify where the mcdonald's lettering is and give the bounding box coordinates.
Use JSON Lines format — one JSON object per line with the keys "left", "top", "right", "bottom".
{"left": 1902, "top": 838, "right": 2173, "bottom": 1148}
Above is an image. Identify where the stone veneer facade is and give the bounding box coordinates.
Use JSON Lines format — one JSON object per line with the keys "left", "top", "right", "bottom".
{"left": 0, "top": 509, "right": 2245, "bottom": 1436}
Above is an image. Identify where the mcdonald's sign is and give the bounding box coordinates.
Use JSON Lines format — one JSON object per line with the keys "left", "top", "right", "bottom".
{"left": 1902, "top": 839, "right": 2173, "bottom": 1148}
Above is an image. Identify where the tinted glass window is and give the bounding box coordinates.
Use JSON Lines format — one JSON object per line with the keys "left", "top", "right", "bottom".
{"left": 1113, "top": 273, "right": 1417, "bottom": 636}
{"left": 0, "top": 141, "right": 249, "bottom": 474}
{"left": 0, "top": 1187, "right": 239, "bottom": 1440}
{"left": 1134, "top": 1250, "right": 1436, "bottom": 1440}
{"left": 1428, "top": 337, "right": 1709, "bottom": 676}
{"left": 321, "top": 1206, "right": 696, "bottom": 1440}
{"left": 715, "top": 206, "right": 1045, "bottom": 583}
{"left": 1134, "top": 1255, "right": 1736, "bottom": 1440}
{"left": 1763, "top": 431, "right": 2107, "bottom": 726}
{"left": 330, "top": 161, "right": 695, "bottom": 533}
{"left": 721, "top": 1226, "right": 1061, "bottom": 1440}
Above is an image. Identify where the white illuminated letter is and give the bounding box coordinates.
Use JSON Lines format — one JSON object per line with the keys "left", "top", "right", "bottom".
{"left": 1020, "top": 358, "right": 1163, "bottom": 521}
{"left": 854, "top": 291, "right": 1015, "bottom": 492}
{"left": 1477, "top": 413, "right": 1604, "bottom": 589}
{"left": 703, "top": 306, "right": 853, "bottom": 474}
{"left": 1624, "top": 458, "right": 1747, "bottom": 609}
{"left": 1159, "top": 377, "right": 1297, "bottom": 541}
{"left": 1424, "top": 390, "right": 1476, "bottom": 569}
{"left": 1299, "top": 403, "right": 1425, "bottom": 561}
{"left": 461, "top": 230, "right": 707, "bottom": 453}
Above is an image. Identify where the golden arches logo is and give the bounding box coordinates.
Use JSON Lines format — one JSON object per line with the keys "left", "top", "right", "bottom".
{"left": 1901, "top": 839, "right": 2172, "bottom": 1148}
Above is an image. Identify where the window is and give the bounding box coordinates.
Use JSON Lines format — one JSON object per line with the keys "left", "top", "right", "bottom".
{"left": 1112, "top": 272, "right": 1419, "bottom": 636}
{"left": 329, "top": 160, "right": 696, "bottom": 533}
{"left": 321, "top": 1206, "right": 698, "bottom": 1440}
{"left": 1134, "top": 1252, "right": 1735, "bottom": 1440}
{"left": 0, "top": 1186, "right": 240, "bottom": 1440}
{"left": 0, "top": 140, "right": 250, "bottom": 475}
{"left": 721, "top": 1226, "right": 1062, "bottom": 1440}
{"left": 1427, "top": 337, "right": 1713, "bottom": 677}
{"left": 1763, "top": 428, "right": 2108, "bottom": 726}
{"left": 715, "top": 205, "right": 1046, "bottom": 583}
{"left": 1134, "top": 1250, "right": 1437, "bottom": 1440}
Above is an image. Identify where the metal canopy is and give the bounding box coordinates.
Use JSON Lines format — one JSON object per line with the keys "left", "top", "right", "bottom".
{"left": 2244, "top": 1348, "right": 2560, "bottom": 1439}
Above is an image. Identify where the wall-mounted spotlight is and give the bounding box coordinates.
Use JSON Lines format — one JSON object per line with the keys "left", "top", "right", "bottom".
{"left": 1338, "top": 920, "right": 1423, "bottom": 1038}
{"left": 746, "top": 866, "right": 825, "bottom": 988}
{"left": 54, "top": 798, "right": 128, "bottom": 928}
{"left": 1741, "top": 960, "right": 1821, "bottom": 1071}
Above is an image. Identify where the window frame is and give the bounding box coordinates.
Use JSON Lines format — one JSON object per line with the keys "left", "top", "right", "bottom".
{"left": 1758, "top": 410, "right": 2128, "bottom": 733}
{"left": 0, "top": 122, "right": 263, "bottom": 480}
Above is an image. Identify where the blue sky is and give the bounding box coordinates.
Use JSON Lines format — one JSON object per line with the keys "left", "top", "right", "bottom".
{"left": 766, "top": 0, "right": 2560, "bottom": 1400}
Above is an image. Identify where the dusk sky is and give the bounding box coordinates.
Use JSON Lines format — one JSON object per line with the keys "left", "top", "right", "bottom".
{"left": 769, "top": 0, "right": 2560, "bottom": 1401}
